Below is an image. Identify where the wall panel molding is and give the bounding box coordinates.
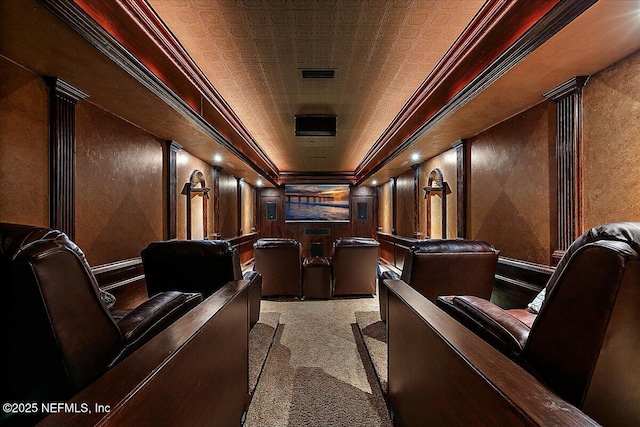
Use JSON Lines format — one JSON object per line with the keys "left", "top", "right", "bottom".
{"left": 45, "top": 77, "right": 88, "bottom": 239}
{"left": 543, "top": 76, "right": 589, "bottom": 262}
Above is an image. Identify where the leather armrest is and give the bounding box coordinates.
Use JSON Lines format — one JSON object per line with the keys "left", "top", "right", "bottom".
{"left": 379, "top": 271, "right": 400, "bottom": 323}
{"left": 449, "top": 296, "right": 531, "bottom": 357}
{"left": 113, "top": 291, "right": 203, "bottom": 364}
{"left": 380, "top": 270, "right": 400, "bottom": 281}
{"left": 243, "top": 271, "right": 262, "bottom": 328}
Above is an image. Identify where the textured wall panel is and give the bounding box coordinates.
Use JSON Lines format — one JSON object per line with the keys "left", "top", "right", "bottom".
{"left": 583, "top": 49, "right": 640, "bottom": 230}
{"left": 469, "top": 102, "right": 556, "bottom": 265}
{"left": 218, "top": 172, "right": 238, "bottom": 239}
{"left": 395, "top": 169, "right": 415, "bottom": 238}
{"left": 76, "top": 102, "right": 163, "bottom": 265}
{"left": 241, "top": 180, "right": 255, "bottom": 235}
{"left": 378, "top": 180, "right": 393, "bottom": 234}
{"left": 0, "top": 56, "right": 49, "bottom": 227}
{"left": 420, "top": 150, "right": 458, "bottom": 239}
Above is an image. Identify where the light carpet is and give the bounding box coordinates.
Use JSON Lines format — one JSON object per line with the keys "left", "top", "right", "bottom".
{"left": 354, "top": 311, "right": 387, "bottom": 393}
{"left": 246, "top": 298, "right": 392, "bottom": 427}
{"left": 250, "top": 312, "right": 280, "bottom": 394}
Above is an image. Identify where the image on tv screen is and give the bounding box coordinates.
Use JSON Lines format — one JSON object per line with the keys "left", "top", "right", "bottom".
{"left": 285, "top": 184, "right": 350, "bottom": 222}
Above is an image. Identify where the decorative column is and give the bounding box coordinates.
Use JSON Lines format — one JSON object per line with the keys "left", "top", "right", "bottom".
{"left": 543, "top": 76, "right": 589, "bottom": 263}
{"left": 165, "top": 140, "right": 182, "bottom": 240}
{"left": 45, "top": 77, "right": 88, "bottom": 240}
{"left": 412, "top": 164, "right": 421, "bottom": 238}
{"left": 391, "top": 177, "right": 397, "bottom": 235}
{"left": 212, "top": 166, "right": 222, "bottom": 239}
{"left": 452, "top": 139, "right": 468, "bottom": 238}
{"left": 237, "top": 177, "right": 243, "bottom": 236}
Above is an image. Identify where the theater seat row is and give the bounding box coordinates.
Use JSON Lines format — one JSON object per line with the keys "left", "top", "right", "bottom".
{"left": 253, "top": 237, "right": 380, "bottom": 298}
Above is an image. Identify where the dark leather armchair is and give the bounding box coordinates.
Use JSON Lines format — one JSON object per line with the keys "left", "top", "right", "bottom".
{"left": 1, "top": 223, "right": 202, "bottom": 425}
{"left": 332, "top": 237, "right": 380, "bottom": 296}
{"left": 435, "top": 222, "right": 640, "bottom": 418}
{"left": 253, "top": 238, "right": 302, "bottom": 297}
{"left": 141, "top": 239, "right": 262, "bottom": 328}
{"left": 379, "top": 239, "right": 498, "bottom": 322}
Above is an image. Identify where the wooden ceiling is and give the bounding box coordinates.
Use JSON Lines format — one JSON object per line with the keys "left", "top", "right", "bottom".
{"left": 2, "top": 0, "right": 640, "bottom": 187}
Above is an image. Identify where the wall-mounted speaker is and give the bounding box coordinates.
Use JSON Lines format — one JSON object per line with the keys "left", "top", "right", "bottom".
{"left": 357, "top": 202, "right": 368, "bottom": 220}
{"left": 266, "top": 202, "right": 276, "bottom": 221}
{"left": 295, "top": 115, "right": 337, "bottom": 136}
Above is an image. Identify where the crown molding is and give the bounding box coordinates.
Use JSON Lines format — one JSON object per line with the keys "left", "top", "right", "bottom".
{"left": 39, "top": 0, "right": 279, "bottom": 186}
{"left": 354, "top": 0, "right": 597, "bottom": 184}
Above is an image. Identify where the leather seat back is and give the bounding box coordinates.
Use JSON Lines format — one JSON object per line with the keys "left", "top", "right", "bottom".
{"left": 141, "top": 240, "right": 241, "bottom": 298}
{"left": 522, "top": 223, "right": 640, "bottom": 414}
{"left": 254, "top": 238, "right": 301, "bottom": 296}
{"left": 1, "top": 223, "right": 122, "bottom": 407}
{"left": 402, "top": 239, "right": 499, "bottom": 301}
{"left": 332, "top": 237, "right": 380, "bottom": 296}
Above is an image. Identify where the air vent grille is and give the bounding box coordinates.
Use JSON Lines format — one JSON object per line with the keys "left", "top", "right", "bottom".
{"left": 301, "top": 69, "right": 335, "bottom": 79}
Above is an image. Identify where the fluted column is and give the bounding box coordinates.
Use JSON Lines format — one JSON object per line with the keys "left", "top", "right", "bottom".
{"left": 165, "top": 140, "right": 182, "bottom": 239}
{"left": 452, "top": 139, "right": 468, "bottom": 238}
{"left": 543, "top": 76, "right": 589, "bottom": 262}
{"left": 45, "top": 77, "right": 88, "bottom": 240}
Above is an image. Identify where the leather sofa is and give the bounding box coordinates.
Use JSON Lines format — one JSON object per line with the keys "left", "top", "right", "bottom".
{"left": 253, "top": 238, "right": 302, "bottom": 297}
{"left": 1, "top": 223, "right": 202, "bottom": 425}
{"left": 379, "top": 239, "right": 498, "bottom": 322}
{"left": 331, "top": 237, "right": 380, "bottom": 296}
{"left": 141, "top": 239, "right": 262, "bottom": 328}
{"left": 435, "top": 222, "right": 640, "bottom": 419}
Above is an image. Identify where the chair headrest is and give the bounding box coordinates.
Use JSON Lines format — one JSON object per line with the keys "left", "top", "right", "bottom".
{"left": 254, "top": 238, "right": 300, "bottom": 249}
{"left": 333, "top": 237, "right": 379, "bottom": 247}
{"left": 142, "top": 239, "right": 234, "bottom": 257}
{"left": 549, "top": 222, "right": 640, "bottom": 292}
{"left": 0, "top": 222, "right": 76, "bottom": 262}
{"left": 410, "top": 239, "right": 498, "bottom": 254}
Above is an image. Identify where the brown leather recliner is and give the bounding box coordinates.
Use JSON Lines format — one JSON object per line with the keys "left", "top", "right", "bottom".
{"left": 435, "top": 222, "right": 640, "bottom": 423}
{"left": 254, "top": 238, "right": 302, "bottom": 297}
{"left": 141, "top": 239, "right": 262, "bottom": 328}
{"left": 1, "top": 223, "right": 202, "bottom": 426}
{"left": 332, "top": 237, "right": 380, "bottom": 296}
{"left": 379, "top": 239, "right": 499, "bottom": 322}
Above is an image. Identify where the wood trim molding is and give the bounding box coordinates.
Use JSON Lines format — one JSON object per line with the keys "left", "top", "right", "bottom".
{"left": 543, "top": 76, "right": 589, "bottom": 261}
{"left": 44, "top": 77, "right": 88, "bottom": 240}
{"left": 165, "top": 140, "right": 181, "bottom": 240}
{"left": 92, "top": 257, "right": 144, "bottom": 292}
{"left": 354, "top": 0, "right": 597, "bottom": 184}
{"left": 39, "top": 0, "right": 279, "bottom": 186}
{"left": 452, "top": 139, "right": 468, "bottom": 238}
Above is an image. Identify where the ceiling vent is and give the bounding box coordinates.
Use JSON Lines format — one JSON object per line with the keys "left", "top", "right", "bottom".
{"left": 295, "top": 115, "right": 337, "bottom": 137}
{"left": 301, "top": 69, "right": 335, "bottom": 79}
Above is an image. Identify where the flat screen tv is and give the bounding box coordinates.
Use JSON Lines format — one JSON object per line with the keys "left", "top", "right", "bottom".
{"left": 285, "top": 184, "right": 350, "bottom": 222}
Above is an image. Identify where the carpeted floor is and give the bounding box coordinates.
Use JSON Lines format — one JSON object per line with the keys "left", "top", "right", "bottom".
{"left": 355, "top": 311, "right": 387, "bottom": 393}
{"left": 250, "top": 312, "right": 280, "bottom": 394}
{"left": 246, "top": 298, "right": 392, "bottom": 427}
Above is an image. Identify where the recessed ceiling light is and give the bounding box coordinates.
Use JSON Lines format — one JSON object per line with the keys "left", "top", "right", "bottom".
{"left": 256, "top": 179, "right": 263, "bottom": 187}
{"left": 214, "top": 154, "right": 222, "bottom": 162}
{"left": 411, "top": 153, "right": 420, "bottom": 162}
{"left": 372, "top": 180, "right": 378, "bottom": 186}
